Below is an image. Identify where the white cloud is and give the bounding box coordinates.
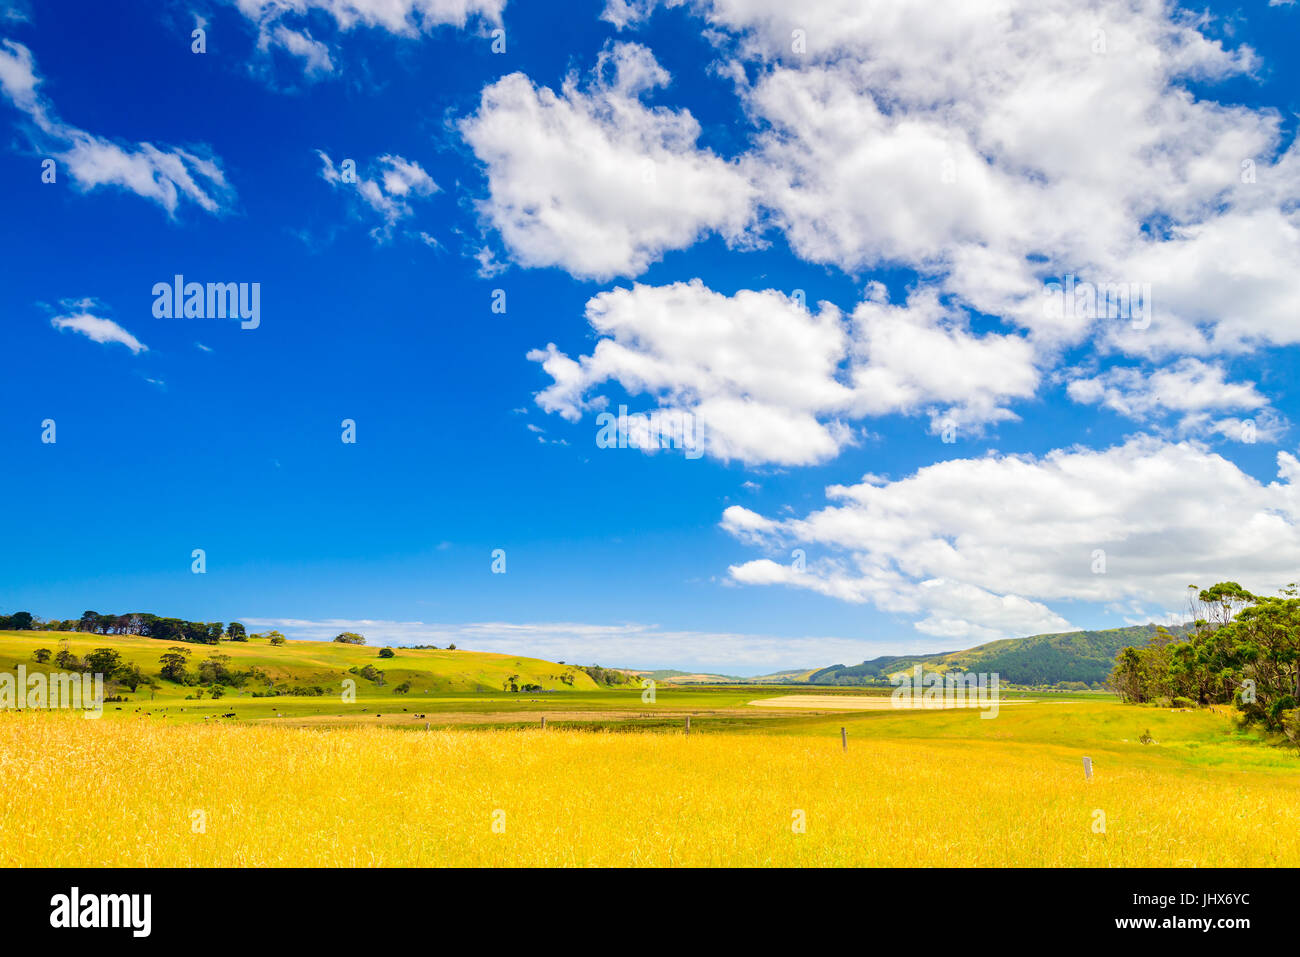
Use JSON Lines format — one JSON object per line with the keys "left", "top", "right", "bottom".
{"left": 51, "top": 307, "right": 147, "bottom": 354}
{"left": 846, "top": 287, "right": 1039, "bottom": 433}
{"left": 723, "top": 437, "right": 1300, "bottom": 639}
{"left": 1180, "top": 410, "right": 1288, "bottom": 446}
{"left": 484, "top": 0, "right": 1300, "bottom": 474}
{"left": 600, "top": 0, "right": 660, "bottom": 29}
{"left": 529, "top": 279, "right": 1039, "bottom": 464}
{"left": 230, "top": 0, "right": 504, "bottom": 79}
{"left": 1067, "top": 358, "right": 1286, "bottom": 443}
{"left": 0, "top": 40, "right": 233, "bottom": 215}
{"left": 239, "top": 616, "right": 936, "bottom": 673}
{"left": 318, "top": 151, "right": 438, "bottom": 241}
{"left": 460, "top": 42, "right": 756, "bottom": 280}
{"left": 581, "top": 1, "right": 1299, "bottom": 360}
{"left": 263, "top": 25, "right": 335, "bottom": 77}
{"left": 1067, "top": 359, "right": 1268, "bottom": 418}
{"left": 231, "top": 0, "right": 504, "bottom": 35}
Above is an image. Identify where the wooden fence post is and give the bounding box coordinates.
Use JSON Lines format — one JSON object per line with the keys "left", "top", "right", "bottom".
{"left": 841, "top": 727, "right": 847, "bottom": 751}
{"left": 1083, "top": 756, "right": 1093, "bottom": 779}
{"left": 685, "top": 715, "right": 691, "bottom": 735}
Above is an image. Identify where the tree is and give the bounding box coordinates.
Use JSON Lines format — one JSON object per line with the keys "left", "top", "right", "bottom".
{"left": 0, "top": 611, "right": 34, "bottom": 630}
{"left": 334, "top": 632, "right": 366, "bottom": 645}
{"left": 85, "top": 648, "right": 124, "bottom": 676}
{"left": 32, "top": 648, "right": 52, "bottom": 664}
{"left": 159, "top": 647, "right": 192, "bottom": 683}
{"left": 54, "top": 648, "right": 85, "bottom": 671}
{"left": 198, "top": 654, "right": 233, "bottom": 685}
{"left": 226, "top": 622, "right": 247, "bottom": 641}
{"left": 355, "top": 664, "right": 384, "bottom": 685}
{"left": 115, "top": 663, "right": 146, "bottom": 692}
{"left": 378, "top": 647, "right": 395, "bottom": 658}
{"left": 268, "top": 632, "right": 286, "bottom": 646}
{"left": 1111, "top": 581, "right": 1300, "bottom": 730}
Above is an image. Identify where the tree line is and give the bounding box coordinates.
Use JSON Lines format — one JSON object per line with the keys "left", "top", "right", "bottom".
{"left": 0, "top": 609, "right": 265, "bottom": 644}
{"left": 1110, "top": 582, "right": 1300, "bottom": 738}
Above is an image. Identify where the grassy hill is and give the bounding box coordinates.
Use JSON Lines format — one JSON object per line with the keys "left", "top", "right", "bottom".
{"left": 809, "top": 623, "right": 1189, "bottom": 687}
{"left": 0, "top": 630, "right": 600, "bottom": 697}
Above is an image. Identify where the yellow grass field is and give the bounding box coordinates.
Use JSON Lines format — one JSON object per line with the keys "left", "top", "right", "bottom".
{"left": 3, "top": 710, "right": 1299, "bottom": 867}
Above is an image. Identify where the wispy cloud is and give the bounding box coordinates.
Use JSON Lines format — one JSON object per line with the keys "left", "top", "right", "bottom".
{"left": 0, "top": 39, "right": 234, "bottom": 215}
{"left": 318, "top": 151, "right": 438, "bottom": 243}
{"left": 240, "top": 617, "right": 928, "bottom": 674}
{"left": 50, "top": 301, "right": 147, "bottom": 354}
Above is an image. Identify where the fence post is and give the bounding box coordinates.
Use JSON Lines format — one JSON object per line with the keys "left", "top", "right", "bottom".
{"left": 685, "top": 715, "right": 691, "bottom": 735}
{"left": 1083, "top": 756, "right": 1093, "bottom": 779}
{"left": 541, "top": 716, "right": 546, "bottom": 730}
{"left": 841, "top": 727, "right": 847, "bottom": 751}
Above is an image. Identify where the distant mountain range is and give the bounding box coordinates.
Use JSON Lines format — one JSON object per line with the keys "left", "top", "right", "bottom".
{"left": 637, "top": 623, "right": 1187, "bottom": 687}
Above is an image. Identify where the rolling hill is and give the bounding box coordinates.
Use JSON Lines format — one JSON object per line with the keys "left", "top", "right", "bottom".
{"left": 808, "top": 623, "right": 1189, "bottom": 687}
{"left": 0, "top": 630, "right": 601, "bottom": 696}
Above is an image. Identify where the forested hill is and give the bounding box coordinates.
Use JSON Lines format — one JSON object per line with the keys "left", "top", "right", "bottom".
{"left": 810, "top": 623, "right": 1188, "bottom": 687}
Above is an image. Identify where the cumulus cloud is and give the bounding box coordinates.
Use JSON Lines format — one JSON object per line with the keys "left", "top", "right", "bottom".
{"left": 486, "top": 0, "right": 1300, "bottom": 481}
{"left": 50, "top": 303, "right": 147, "bottom": 354}
{"left": 528, "top": 279, "right": 1040, "bottom": 464}
{"left": 1067, "top": 359, "right": 1287, "bottom": 443}
{"left": 1067, "top": 359, "right": 1268, "bottom": 419}
{"left": 0, "top": 40, "right": 233, "bottom": 215}
{"left": 318, "top": 151, "right": 438, "bottom": 242}
{"left": 460, "top": 42, "right": 756, "bottom": 279}
{"left": 577, "top": 0, "right": 1299, "bottom": 360}
{"left": 739, "top": 4, "right": 1295, "bottom": 354}
{"left": 723, "top": 437, "right": 1300, "bottom": 640}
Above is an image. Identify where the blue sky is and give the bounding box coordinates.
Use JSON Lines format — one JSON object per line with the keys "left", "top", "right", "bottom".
{"left": 1, "top": 0, "right": 1298, "bottom": 673}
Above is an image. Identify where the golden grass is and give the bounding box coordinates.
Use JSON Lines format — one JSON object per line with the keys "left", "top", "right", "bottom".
{"left": 2, "top": 712, "right": 1297, "bottom": 867}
